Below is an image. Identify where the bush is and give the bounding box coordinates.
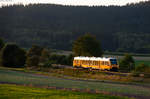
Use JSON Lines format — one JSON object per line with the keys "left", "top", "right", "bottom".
{"left": 49, "top": 54, "right": 74, "bottom": 66}
{"left": 135, "top": 63, "right": 149, "bottom": 72}
{"left": 26, "top": 55, "right": 39, "bottom": 67}
{"left": 119, "top": 53, "right": 135, "bottom": 72}
{"left": 26, "top": 45, "right": 43, "bottom": 67}
{"left": 132, "top": 64, "right": 150, "bottom": 77}
{"left": 0, "top": 38, "right": 4, "bottom": 51}
{"left": 0, "top": 44, "right": 26, "bottom": 67}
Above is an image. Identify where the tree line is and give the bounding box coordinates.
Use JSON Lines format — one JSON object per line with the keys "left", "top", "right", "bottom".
{"left": 0, "top": 38, "right": 73, "bottom": 69}
{"left": 0, "top": 1, "right": 150, "bottom": 53}
{"left": 0, "top": 34, "right": 150, "bottom": 76}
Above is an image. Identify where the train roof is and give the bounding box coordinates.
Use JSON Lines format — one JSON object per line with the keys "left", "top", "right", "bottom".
{"left": 74, "top": 56, "right": 116, "bottom": 61}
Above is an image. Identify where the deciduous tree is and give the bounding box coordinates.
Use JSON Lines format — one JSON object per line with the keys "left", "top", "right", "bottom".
{"left": 73, "top": 34, "right": 103, "bottom": 57}
{"left": 119, "top": 53, "right": 135, "bottom": 72}
{"left": 0, "top": 44, "right": 26, "bottom": 67}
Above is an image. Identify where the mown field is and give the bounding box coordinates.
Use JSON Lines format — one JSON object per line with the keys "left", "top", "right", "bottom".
{"left": 0, "top": 69, "right": 150, "bottom": 99}
{"left": 0, "top": 84, "right": 129, "bottom": 99}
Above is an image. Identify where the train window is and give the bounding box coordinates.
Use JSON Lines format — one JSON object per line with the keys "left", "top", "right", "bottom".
{"left": 92, "top": 61, "right": 94, "bottom": 65}
{"left": 101, "top": 61, "right": 104, "bottom": 65}
{"left": 98, "top": 61, "right": 100, "bottom": 66}
{"left": 96, "top": 61, "right": 98, "bottom": 65}
{"left": 105, "top": 61, "right": 108, "bottom": 65}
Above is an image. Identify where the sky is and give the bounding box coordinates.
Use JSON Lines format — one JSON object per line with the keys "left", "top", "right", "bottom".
{"left": 0, "top": 0, "right": 149, "bottom": 6}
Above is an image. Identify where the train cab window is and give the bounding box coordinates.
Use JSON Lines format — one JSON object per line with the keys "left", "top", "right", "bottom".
{"left": 110, "top": 59, "right": 118, "bottom": 65}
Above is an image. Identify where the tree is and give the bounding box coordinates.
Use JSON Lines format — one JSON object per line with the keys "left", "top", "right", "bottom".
{"left": 73, "top": 34, "right": 103, "bottom": 57}
{"left": 66, "top": 54, "right": 74, "bottom": 65}
{"left": 0, "top": 43, "right": 26, "bottom": 67}
{"left": 26, "top": 45, "right": 43, "bottom": 67}
{"left": 26, "top": 45, "right": 43, "bottom": 57}
{"left": 119, "top": 53, "right": 135, "bottom": 72}
{"left": 39, "top": 48, "right": 50, "bottom": 67}
{"left": 0, "top": 38, "right": 4, "bottom": 51}
{"left": 26, "top": 55, "right": 40, "bottom": 67}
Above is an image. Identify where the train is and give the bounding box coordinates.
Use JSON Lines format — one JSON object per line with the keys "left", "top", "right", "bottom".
{"left": 73, "top": 56, "right": 119, "bottom": 71}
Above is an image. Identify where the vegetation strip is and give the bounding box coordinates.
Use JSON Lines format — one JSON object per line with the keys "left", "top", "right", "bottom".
{"left": 0, "top": 69, "right": 150, "bottom": 99}
{"left": 0, "top": 83, "right": 140, "bottom": 99}
{"left": 0, "top": 84, "right": 132, "bottom": 99}
{"left": 1, "top": 67, "right": 150, "bottom": 88}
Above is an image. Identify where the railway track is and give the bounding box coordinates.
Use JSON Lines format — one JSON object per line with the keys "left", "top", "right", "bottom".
{"left": 54, "top": 64, "right": 130, "bottom": 77}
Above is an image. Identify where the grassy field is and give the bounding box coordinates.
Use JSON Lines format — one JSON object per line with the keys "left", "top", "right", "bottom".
{"left": 0, "top": 69, "right": 150, "bottom": 98}
{"left": 0, "top": 84, "right": 130, "bottom": 99}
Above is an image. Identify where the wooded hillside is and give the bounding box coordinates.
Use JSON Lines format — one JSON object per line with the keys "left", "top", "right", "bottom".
{"left": 0, "top": 1, "right": 150, "bottom": 53}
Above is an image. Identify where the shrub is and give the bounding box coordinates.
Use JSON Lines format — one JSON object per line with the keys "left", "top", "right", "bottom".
{"left": 0, "top": 38, "right": 4, "bottom": 51}
{"left": 49, "top": 54, "right": 74, "bottom": 66}
{"left": 26, "top": 45, "right": 43, "bottom": 67}
{"left": 39, "top": 48, "right": 50, "bottom": 67}
{"left": 135, "top": 63, "right": 149, "bottom": 72}
{"left": 0, "top": 43, "right": 26, "bottom": 67}
{"left": 26, "top": 55, "right": 39, "bottom": 67}
{"left": 132, "top": 63, "right": 150, "bottom": 77}
{"left": 119, "top": 53, "right": 135, "bottom": 72}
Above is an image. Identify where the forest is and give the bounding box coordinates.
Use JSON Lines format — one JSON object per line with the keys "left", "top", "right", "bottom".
{"left": 0, "top": 1, "right": 150, "bottom": 53}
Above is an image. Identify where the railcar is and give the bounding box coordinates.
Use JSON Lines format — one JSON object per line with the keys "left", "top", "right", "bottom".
{"left": 73, "top": 56, "right": 119, "bottom": 71}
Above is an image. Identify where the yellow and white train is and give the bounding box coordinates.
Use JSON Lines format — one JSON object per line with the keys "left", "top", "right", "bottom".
{"left": 73, "top": 56, "right": 119, "bottom": 71}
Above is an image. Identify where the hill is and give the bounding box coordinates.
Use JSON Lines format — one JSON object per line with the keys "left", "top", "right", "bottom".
{"left": 0, "top": 1, "right": 150, "bottom": 53}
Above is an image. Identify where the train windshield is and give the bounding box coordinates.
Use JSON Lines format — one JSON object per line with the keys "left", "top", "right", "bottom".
{"left": 110, "top": 59, "right": 118, "bottom": 65}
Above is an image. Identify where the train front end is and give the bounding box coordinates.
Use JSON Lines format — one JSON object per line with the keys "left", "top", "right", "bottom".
{"left": 109, "top": 58, "right": 119, "bottom": 71}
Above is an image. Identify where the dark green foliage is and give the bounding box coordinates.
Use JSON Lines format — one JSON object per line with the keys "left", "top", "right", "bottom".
{"left": 73, "top": 34, "right": 103, "bottom": 57}
{"left": 0, "top": 38, "right": 4, "bottom": 51}
{"left": 0, "top": 1, "right": 150, "bottom": 53}
{"left": 26, "top": 45, "right": 43, "bottom": 57}
{"left": 67, "top": 54, "right": 74, "bottom": 66}
{"left": 132, "top": 63, "right": 150, "bottom": 77}
{"left": 49, "top": 54, "right": 73, "bottom": 66}
{"left": 119, "top": 54, "right": 135, "bottom": 72}
{"left": 39, "top": 48, "right": 51, "bottom": 67}
{"left": 26, "top": 45, "right": 43, "bottom": 67}
{"left": 26, "top": 55, "right": 39, "bottom": 67}
{"left": 135, "top": 63, "right": 150, "bottom": 73}
{"left": 0, "top": 44, "right": 26, "bottom": 67}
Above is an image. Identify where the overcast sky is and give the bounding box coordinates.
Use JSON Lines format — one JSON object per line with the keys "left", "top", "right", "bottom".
{"left": 0, "top": 0, "right": 149, "bottom": 6}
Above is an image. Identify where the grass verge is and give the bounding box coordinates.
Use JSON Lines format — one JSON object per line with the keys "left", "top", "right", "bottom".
{"left": 0, "top": 84, "right": 130, "bottom": 99}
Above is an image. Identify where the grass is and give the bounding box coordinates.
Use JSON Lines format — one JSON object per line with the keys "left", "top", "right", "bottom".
{"left": 0, "top": 84, "right": 130, "bottom": 99}
{"left": 0, "top": 69, "right": 150, "bottom": 97}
